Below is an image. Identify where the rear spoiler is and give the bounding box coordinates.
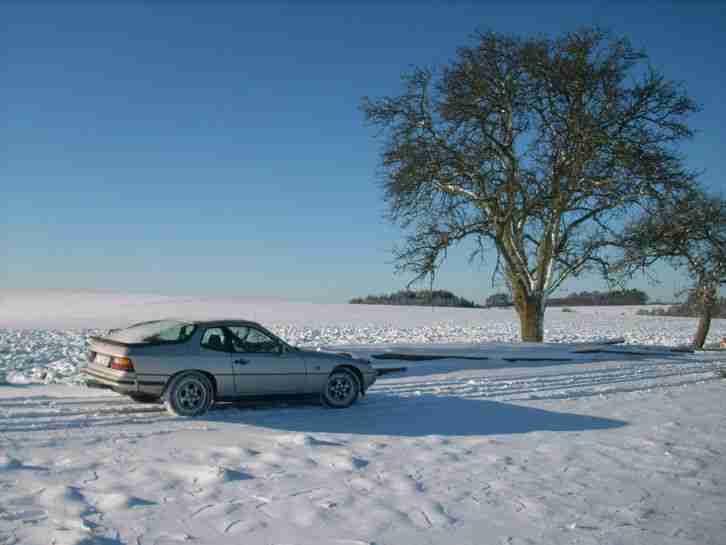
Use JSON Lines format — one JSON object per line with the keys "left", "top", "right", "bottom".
{"left": 88, "top": 336, "right": 149, "bottom": 348}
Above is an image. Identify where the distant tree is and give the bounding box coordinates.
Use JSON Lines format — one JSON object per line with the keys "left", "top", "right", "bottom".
{"left": 615, "top": 189, "right": 726, "bottom": 348}
{"left": 362, "top": 28, "right": 698, "bottom": 342}
{"left": 485, "top": 292, "right": 512, "bottom": 307}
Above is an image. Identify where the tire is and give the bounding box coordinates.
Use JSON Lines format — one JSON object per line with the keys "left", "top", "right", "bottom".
{"left": 163, "top": 371, "right": 214, "bottom": 417}
{"left": 321, "top": 369, "right": 360, "bottom": 409}
{"left": 128, "top": 393, "right": 160, "bottom": 404}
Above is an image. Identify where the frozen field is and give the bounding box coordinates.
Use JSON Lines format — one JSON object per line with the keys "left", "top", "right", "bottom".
{"left": 1, "top": 291, "right": 725, "bottom": 545}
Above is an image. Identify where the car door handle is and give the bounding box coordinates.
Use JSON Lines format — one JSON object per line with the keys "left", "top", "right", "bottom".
{"left": 233, "top": 358, "right": 249, "bottom": 365}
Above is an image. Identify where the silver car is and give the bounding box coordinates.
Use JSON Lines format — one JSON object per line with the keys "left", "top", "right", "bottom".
{"left": 82, "top": 319, "right": 377, "bottom": 416}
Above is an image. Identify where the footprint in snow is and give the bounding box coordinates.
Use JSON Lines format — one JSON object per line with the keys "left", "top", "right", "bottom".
{"left": 0, "top": 455, "right": 23, "bottom": 469}
{"left": 320, "top": 454, "right": 369, "bottom": 471}
{"left": 501, "top": 537, "right": 538, "bottom": 545}
{"left": 279, "top": 434, "right": 347, "bottom": 448}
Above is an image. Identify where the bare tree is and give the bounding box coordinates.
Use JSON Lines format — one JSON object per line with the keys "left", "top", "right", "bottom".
{"left": 614, "top": 190, "right": 726, "bottom": 348}
{"left": 362, "top": 28, "right": 699, "bottom": 341}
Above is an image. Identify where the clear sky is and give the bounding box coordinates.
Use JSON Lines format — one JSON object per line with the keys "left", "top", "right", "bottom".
{"left": 3, "top": 0, "right": 725, "bottom": 303}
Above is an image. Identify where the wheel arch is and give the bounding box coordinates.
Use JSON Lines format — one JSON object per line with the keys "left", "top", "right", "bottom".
{"left": 332, "top": 365, "right": 363, "bottom": 391}
{"left": 163, "top": 369, "right": 218, "bottom": 399}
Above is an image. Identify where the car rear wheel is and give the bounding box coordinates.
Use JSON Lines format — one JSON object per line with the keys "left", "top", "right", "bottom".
{"left": 163, "top": 371, "right": 214, "bottom": 417}
{"left": 322, "top": 369, "right": 360, "bottom": 408}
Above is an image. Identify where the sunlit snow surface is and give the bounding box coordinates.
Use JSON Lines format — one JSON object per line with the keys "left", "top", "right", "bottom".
{"left": 1, "top": 291, "right": 725, "bottom": 545}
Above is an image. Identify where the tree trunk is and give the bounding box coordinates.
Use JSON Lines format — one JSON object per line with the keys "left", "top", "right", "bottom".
{"left": 693, "top": 283, "right": 717, "bottom": 349}
{"left": 693, "top": 309, "right": 712, "bottom": 349}
{"left": 512, "top": 288, "right": 545, "bottom": 342}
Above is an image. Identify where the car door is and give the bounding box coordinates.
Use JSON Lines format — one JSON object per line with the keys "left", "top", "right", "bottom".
{"left": 227, "top": 325, "right": 307, "bottom": 395}
{"left": 195, "top": 327, "right": 236, "bottom": 397}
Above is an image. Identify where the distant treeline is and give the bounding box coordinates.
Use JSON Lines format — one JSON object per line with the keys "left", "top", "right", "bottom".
{"left": 350, "top": 290, "right": 481, "bottom": 308}
{"left": 638, "top": 291, "right": 726, "bottom": 318}
{"left": 548, "top": 289, "right": 649, "bottom": 306}
{"left": 351, "top": 288, "right": 651, "bottom": 309}
{"left": 485, "top": 289, "right": 649, "bottom": 307}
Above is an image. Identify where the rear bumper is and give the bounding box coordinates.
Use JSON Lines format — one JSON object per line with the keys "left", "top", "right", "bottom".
{"left": 81, "top": 366, "right": 168, "bottom": 398}
{"left": 82, "top": 366, "right": 137, "bottom": 394}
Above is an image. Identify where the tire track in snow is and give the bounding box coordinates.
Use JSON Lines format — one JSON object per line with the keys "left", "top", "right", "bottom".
{"left": 369, "top": 356, "right": 720, "bottom": 403}
{"left": 376, "top": 368, "right": 714, "bottom": 399}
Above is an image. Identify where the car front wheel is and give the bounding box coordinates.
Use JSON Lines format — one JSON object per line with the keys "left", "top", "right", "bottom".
{"left": 164, "top": 371, "right": 214, "bottom": 417}
{"left": 322, "top": 369, "right": 360, "bottom": 408}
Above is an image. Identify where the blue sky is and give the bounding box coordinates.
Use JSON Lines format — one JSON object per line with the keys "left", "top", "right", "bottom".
{"left": 3, "top": 1, "right": 725, "bottom": 303}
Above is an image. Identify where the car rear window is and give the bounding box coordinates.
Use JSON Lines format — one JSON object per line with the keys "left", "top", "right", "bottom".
{"left": 105, "top": 320, "right": 196, "bottom": 344}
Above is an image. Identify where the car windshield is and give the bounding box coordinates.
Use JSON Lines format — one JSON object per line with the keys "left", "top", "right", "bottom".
{"left": 105, "top": 320, "right": 196, "bottom": 344}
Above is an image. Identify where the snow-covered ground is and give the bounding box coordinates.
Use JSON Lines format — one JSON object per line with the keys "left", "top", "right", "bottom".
{"left": 1, "top": 291, "right": 725, "bottom": 545}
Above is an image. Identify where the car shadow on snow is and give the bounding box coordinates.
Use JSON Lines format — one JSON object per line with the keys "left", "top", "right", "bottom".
{"left": 207, "top": 393, "right": 627, "bottom": 437}
{"left": 0, "top": 395, "right": 626, "bottom": 436}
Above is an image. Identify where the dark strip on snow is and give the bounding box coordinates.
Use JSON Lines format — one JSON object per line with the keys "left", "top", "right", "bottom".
{"left": 371, "top": 353, "right": 489, "bottom": 362}
{"left": 574, "top": 347, "right": 693, "bottom": 356}
{"left": 371, "top": 353, "right": 578, "bottom": 363}
{"left": 375, "top": 367, "right": 408, "bottom": 376}
{"left": 502, "top": 357, "right": 574, "bottom": 362}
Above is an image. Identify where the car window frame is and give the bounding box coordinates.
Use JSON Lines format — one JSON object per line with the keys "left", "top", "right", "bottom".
{"left": 227, "top": 325, "right": 283, "bottom": 355}
{"left": 200, "top": 326, "right": 232, "bottom": 353}
{"left": 107, "top": 321, "right": 197, "bottom": 345}
{"left": 144, "top": 323, "right": 197, "bottom": 344}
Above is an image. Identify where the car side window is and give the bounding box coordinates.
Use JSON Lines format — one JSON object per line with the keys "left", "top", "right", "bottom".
{"left": 148, "top": 323, "right": 196, "bottom": 343}
{"left": 229, "top": 326, "right": 281, "bottom": 354}
{"left": 200, "top": 327, "right": 228, "bottom": 352}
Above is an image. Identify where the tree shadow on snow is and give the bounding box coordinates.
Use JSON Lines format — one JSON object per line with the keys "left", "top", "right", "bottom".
{"left": 371, "top": 350, "right": 690, "bottom": 380}
{"left": 208, "top": 393, "right": 627, "bottom": 437}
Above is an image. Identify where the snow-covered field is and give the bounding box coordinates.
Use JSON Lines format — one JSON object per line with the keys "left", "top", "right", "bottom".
{"left": 1, "top": 291, "right": 725, "bottom": 545}
{"left": 2, "top": 289, "right": 724, "bottom": 386}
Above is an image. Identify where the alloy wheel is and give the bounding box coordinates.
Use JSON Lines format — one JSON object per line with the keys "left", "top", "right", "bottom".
{"left": 175, "top": 378, "right": 207, "bottom": 412}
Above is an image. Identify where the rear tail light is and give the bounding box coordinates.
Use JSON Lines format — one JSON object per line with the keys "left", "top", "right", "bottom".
{"left": 110, "top": 357, "right": 135, "bottom": 372}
